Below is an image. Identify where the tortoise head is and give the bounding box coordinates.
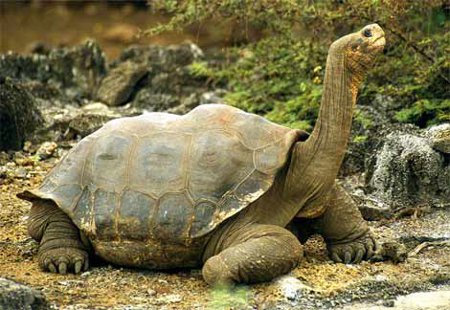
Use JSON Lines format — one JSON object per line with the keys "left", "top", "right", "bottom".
{"left": 330, "top": 24, "right": 386, "bottom": 77}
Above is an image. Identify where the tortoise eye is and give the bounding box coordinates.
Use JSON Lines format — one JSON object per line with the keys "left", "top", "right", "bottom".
{"left": 363, "top": 29, "right": 372, "bottom": 38}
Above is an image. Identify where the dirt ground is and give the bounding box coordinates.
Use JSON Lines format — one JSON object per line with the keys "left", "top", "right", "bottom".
{"left": 1, "top": 144, "right": 449, "bottom": 309}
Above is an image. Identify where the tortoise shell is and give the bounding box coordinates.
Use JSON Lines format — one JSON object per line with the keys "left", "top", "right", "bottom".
{"left": 21, "top": 104, "right": 305, "bottom": 243}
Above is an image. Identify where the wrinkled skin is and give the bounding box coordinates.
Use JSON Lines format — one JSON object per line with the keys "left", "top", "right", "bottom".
{"left": 318, "top": 187, "right": 378, "bottom": 264}
{"left": 288, "top": 184, "right": 379, "bottom": 264}
{"left": 28, "top": 200, "right": 90, "bottom": 274}
{"left": 26, "top": 24, "right": 385, "bottom": 285}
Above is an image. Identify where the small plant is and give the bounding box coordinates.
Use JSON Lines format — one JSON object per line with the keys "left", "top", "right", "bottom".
{"left": 395, "top": 99, "right": 450, "bottom": 127}
{"left": 207, "top": 283, "right": 250, "bottom": 310}
{"left": 188, "top": 61, "right": 213, "bottom": 78}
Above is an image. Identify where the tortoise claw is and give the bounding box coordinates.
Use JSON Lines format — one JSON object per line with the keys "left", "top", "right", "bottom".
{"left": 331, "top": 252, "right": 342, "bottom": 263}
{"left": 58, "top": 262, "right": 67, "bottom": 274}
{"left": 39, "top": 247, "right": 89, "bottom": 275}
{"left": 74, "top": 261, "right": 82, "bottom": 274}
{"left": 328, "top": 232, "right": 378, "bottom": 264}
{"left": 344, "top": 251, "right": 352, "bottom": 264}
{"left": 354, "top": 249, "right": 365, "bottom": 263}
{"left": 48, "top": 262, "right": 57, "bottom": 273}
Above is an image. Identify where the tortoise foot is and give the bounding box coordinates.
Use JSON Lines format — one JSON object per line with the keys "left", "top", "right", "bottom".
{"left": 328, "top": 232, "right": 379, "bottom": 264}
{"left": 39, "top": 247, "right": 89, "bottom": 274}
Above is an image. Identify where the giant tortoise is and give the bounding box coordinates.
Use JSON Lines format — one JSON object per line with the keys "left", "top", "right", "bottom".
{"left": 19, "top": 24, "right": 386, "bottom": 285}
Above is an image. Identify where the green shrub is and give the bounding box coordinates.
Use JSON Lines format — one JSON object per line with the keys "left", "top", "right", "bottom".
{"left": 395, "top": 99, "right": 450, "bottom": 127}
{"left": 148, "top": 0, "right": 449, "bottom": 129}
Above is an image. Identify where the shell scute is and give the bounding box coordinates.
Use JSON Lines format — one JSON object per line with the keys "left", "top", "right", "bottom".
{"left": 88, "top": 134, "right": 133, "bottom": 193}
{"left": 72, "top": 187, "right": 92, "bottom": 235}
{"left": 152, "top": 193, "right": 194, "bottom": 243}
{"left": 51, "top": 184, "right": 82, "bottom": 209}
{"left": 188, "top": 130, "right": 254, "bottom": 202}
{"left": 118, "top": 190, "right": 156, "bottom": 241}
{"left": 93, "top": 190, "right": 116, "bottom": 240}
{"left": 129, "top": 133, "right": 188, "bottom": 197}
{"left": 227, "top": 110, "right": 288, "bottom": 149}
{"left": 234, "top": 170, "right": 272, "bottom": 202}
{"left": 190, "top": 201, "right": 217, "bottom": 238}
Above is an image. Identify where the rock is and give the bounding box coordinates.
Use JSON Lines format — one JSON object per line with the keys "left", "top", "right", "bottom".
{"left": 350, "top": 189, "right": 393, "bottom": 220}
{"left": 394, "top": 290, "right": 450, "bottom": 310}
{"left": 367, "top": 132, "right": 450, "bottom": 212}
{"left": 96, "top": 61, "right": 147, "bottom": 106}
{"left": 370, "top": 242, "right": 408, "bottom": 264}
{"left": 132, "top": 90, "right": 179, "bottom": 111}
{"left": 395, "top": 208, "right": 450, "bottom": 244}
{"left": 339, "top": 290, "right": 450, "bottom": 310}
{"left": 341, "top": 101, "right": 420, "bottom": 177}
{"left": 15, "top": 167, "right": 28, "bottom": 179}
{"left": 114, "top": 44, "right": 212, "bottom": 113}
{"left": 168, "top": 93, "right": 201, "bottom": 115}
{"left": 427, "top": 123, "right": 450, "bottom": 153}
{"left": 147, "top": 289, "right": 156, "bottom": 296}
{"left": 36, "top": 142, "right": 58, "bottom": 160}
{"left": 275, "top": 275, "right": 316, "bottom": 301}
{"left": 117, "top": 43, "right": 204, "bottom": 71}
{"left": 0, "top": 40, "right": 106, "bottom": 100}
{"left": 156, "top": 294, "right": 183, "bottom": 304}
{"left": 16, "top": 80, "right": 63, "bottom": 101}
{"left": 36, "top": 101, "right": 130, "bottom": 141}
{"left": 0, "top": 277, "right": 49, "bottom": 310}
{"left": 37, "top": 104, "right": 82, "bottom": 139}
{"left": 66, "top": 113, "right": 116, "bottom": 139}
{"left": 64, "top": 103, "right": 130, "bottom": 139}
{"left": 0, "top": 78, "right": 43, "bottom": 151}
{"left": 199, "top": 89, "right": 227, "bottom": 105}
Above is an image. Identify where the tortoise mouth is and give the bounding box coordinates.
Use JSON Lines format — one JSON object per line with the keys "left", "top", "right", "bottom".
{"left": 374, "top": 35, "right": 385, "bottom": 45}
{"left": 370, "top": 35, "right": 386, "bottom": 53}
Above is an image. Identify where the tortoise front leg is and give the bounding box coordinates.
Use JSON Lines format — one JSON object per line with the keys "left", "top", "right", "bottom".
{"left": 202, "top": 224, "right": 303, "bottom": 285}
{"left": 28, "top": 200, "right": 90, "bottom": 274}
{"left": 308, "top": 184, "right": 378, "bottom": 264}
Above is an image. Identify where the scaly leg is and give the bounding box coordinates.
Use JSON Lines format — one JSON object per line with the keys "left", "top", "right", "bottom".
{"left": 294, "top": 184, "right": 378, "bottom": 264}
{"left": 202, "top": 224, "right": 303, "bottom": 285}
{"left": 28, "top": 200, "right": 90, "bottom": 274}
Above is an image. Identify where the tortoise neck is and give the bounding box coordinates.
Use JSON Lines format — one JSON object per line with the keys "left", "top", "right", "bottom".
{"left": 269, "top": 50, "right": 364, "bottom": 226}
{"left": 306, "top": 52, "right": 362, "bottom": 173}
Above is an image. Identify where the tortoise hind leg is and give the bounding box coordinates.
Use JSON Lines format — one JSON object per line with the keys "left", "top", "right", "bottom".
{"left": 28, "top": 200, "right": 90, "bottom": 274}
{"left": 202, "top": 224, "right": 303, "bottom": 285}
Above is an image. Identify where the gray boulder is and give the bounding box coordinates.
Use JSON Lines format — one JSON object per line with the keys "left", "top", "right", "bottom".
{"left": 41, "top": 102, "right": 136, "bottom": 140}
{"left": 0, "top": 277, "right": 49, "bottom": 310}
{"left": 341, "top": 100, "right": 420, "bottom": 177}
{"left": 338, "top": 290, "right": 450, "bottom": 310}
{"left": 0, "top": 40, "right": 106, "bottom": 100}
{"left": 427, "top": 123, "right": 450, "bottom": 154}
{"left": 132, "top": 90, "right": 179, "bottom": 112}
{"left": 96, "top": 61, "right": 147, "bottom": 106}
{"left": 0, "top": 78, "right": 43, "bottom": 151}
{"left": 367, "top": 130, "right": 450, "bottom": 212}
{"left": 115, "top": 43, "right": 204, "bottom": 71}
{"left": 112, "top": 43, "right": 212, "bottom": 112}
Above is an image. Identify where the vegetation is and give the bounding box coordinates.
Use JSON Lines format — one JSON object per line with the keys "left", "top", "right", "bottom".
{"left": 207, "top": 284, "right": 249, "bottom": 309}
{"left": 149, "top": 0, "right": 449, "bottom": 130}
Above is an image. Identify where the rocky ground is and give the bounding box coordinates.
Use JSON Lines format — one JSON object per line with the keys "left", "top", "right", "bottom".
{"left": 1, "top": 40, "right": 450, "bottom": 309}
{"left": 1, "top": 149, "right": 449, "bottom": 309}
